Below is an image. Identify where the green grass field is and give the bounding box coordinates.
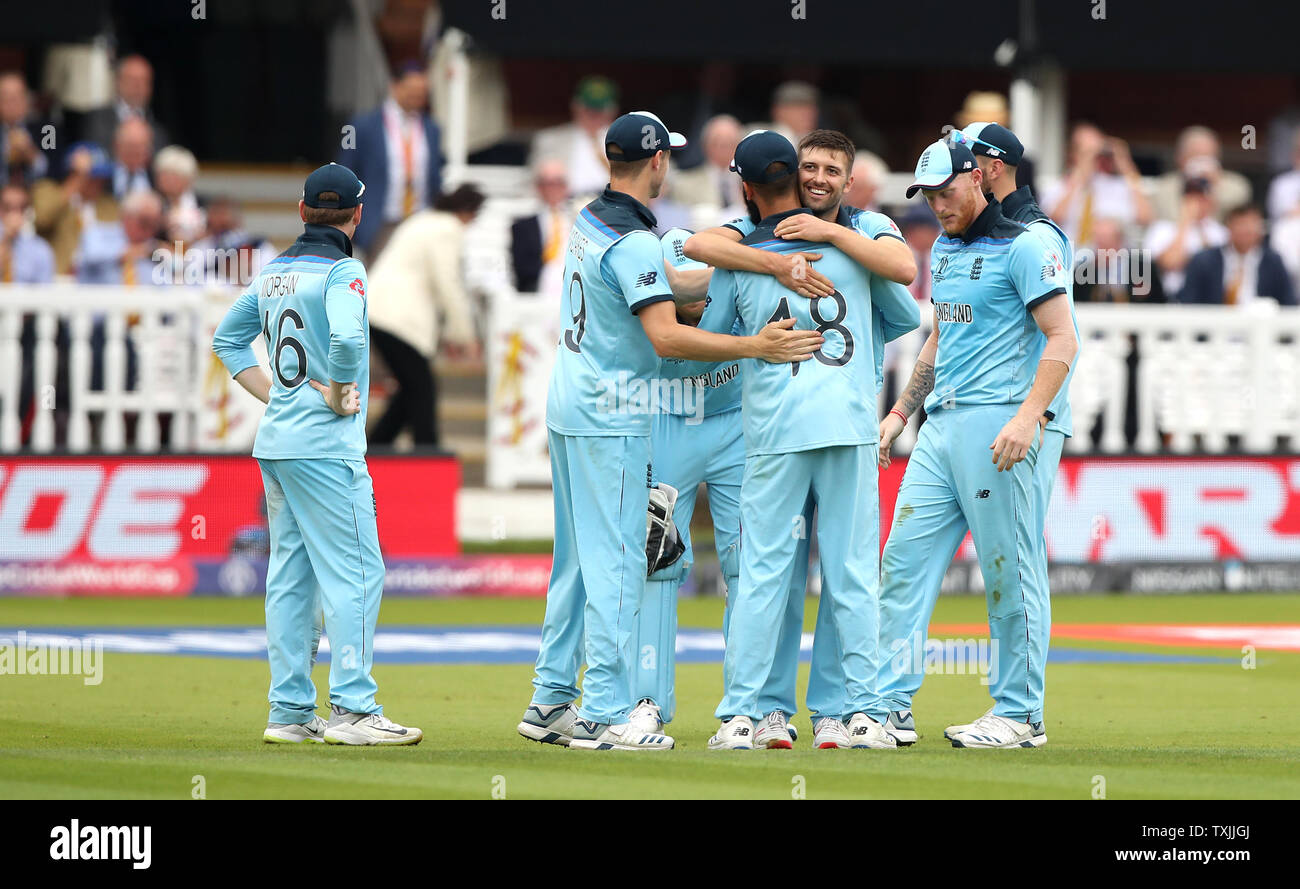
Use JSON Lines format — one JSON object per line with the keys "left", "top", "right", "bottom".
{"left": 1, "top": 593, "right": 1298, "bottom": 799}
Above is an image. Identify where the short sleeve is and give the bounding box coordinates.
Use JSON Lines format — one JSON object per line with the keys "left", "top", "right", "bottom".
{"left": 722, "top": 215, "right": 756, "bottom": 238}
{"left": 697, "top": 268, "right": 739, "bottom": 335}
{"left": 604, "top": 231, "right": 675, "bottom": 313}
{"left": 1009, "top": 228, "right": 1069, "bottom": 309}
{"left": 855, "top": 210, "right": 905, "bottom": 242}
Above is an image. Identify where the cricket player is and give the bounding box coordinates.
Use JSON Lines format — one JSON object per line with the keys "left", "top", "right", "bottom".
{"left": 212, "top": 163, "right": 422, "bottom": 745}
{"left": 515, "top": 112, "right": 822, "bottom": 752}
{"left": 679, "top": 129, "right": 920, "bottom": 748}
{"left": 874, "top": 138, "right": 1078, "bottom": 748}
{"left": 699, "top": 130, "right": 906, "bottom": 750}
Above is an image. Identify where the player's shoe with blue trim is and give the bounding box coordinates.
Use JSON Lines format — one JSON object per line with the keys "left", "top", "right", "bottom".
{"left": 570, "top": 719, "right": 674, "bottom": 751}
{"left": 708, "top": 716, "right": 755, "bottom": 750}
{"left": 324, "top": 705, "right": 423, "bottom": 746}
{"left": 627, "top": 699, "right": 663, "bottom": 736}
{"left": 754, "top": 710, "right": 794, "bottom": 749}
{"left": 847, "top": 713, "right": 897, "bottom": 749}
{"left": 263, "top": 715, "right": 326, "bottom": 744}
{"left": 884, "top": 710, "right": 918, "bottom": 746}
{"left": 948, "top": 713, "right": 1047, "bottom": 748}
{"left": 517, "top": 702, "right": 578, "bottom": 746}
{"left": 943, "top": 707, "right": 994, "bottom": 740}
{"left": 812, "top": 717, "right": 853, "bottom": 749}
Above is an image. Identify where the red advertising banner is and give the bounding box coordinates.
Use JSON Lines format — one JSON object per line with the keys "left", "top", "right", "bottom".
{"left": 0, "top": 454, "right": 459, "bottom": 596}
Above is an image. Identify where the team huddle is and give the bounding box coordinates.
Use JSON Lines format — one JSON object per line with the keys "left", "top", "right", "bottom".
{"left": 518, "top": 112, "right": 1079, "bottom": 751}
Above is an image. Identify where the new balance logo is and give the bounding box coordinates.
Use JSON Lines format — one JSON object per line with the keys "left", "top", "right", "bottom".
{"left": 735, "top": 727, "right": 750, "bottom": 737}
{"left": 974, "top": 489, "right": 990, "bottom": 499}
{"left": 635, "top": 270, "right": 659, "bottom": 287}
{"left": 969, "top": 256, "right": 983, "bottom": 280}
{"left": 1040, "top": 263, "right": 1055, "bottom": 281}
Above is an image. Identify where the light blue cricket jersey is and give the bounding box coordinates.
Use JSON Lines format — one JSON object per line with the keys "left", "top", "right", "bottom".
{"left": 924, "top": 199, "right": 1071, "bottom": 418}
{"left": 212, "top": 224, "right": 370, "bottom": 460}
{"left": 1000, "top": 184, "right": 1077, "bottom": 436}
{"left": 545, "top": 188, "right": 676, "bottom": 438}
{"left": 699, "top": 208, "right": 887, "bottom": 457}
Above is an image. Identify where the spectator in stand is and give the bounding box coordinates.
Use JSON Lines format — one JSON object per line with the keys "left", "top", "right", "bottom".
{"left": 1152, "top": 126, "right": 1251, "bottom": 224}
{"left": 900, "top": 201, "right": 939, "bottom": 306}
{"left": 954, "top": 91, "right": 1035, "bottom": 195}
{"left": 530, "top": 76, "right": 619, "bottom": 201}
{"left": 191, "top": 196, "right": 273, "bottom": 286}
{"left": 111, "top": 118, "right": 155, "bottom": 200}
{"left": 845, "top": 151, "right": 887, "bottom": 212}
{"left": 0, "top": 183, "right": 55, "bottom": 283}
{"left": 0, "top": 72, "right": 49, "bottom": 184}
{"left": 1180, "top": 204, "right": 1294, "bottom": 306}
{"left": 766, "top": 81, "right": 820, "bottom": 146}
{"left": 75, "top": 189, "right": 164, "bottom": 286}
{"left": 1143, "top": 163, "right": 1227, "bottom": 299}
{"left": 1267, "top": 131, "right": 1300, "bottom": 221}
{"left": 153, "top": 145, "right": 204, "bottom": 243}
{"left": 337, "top": 61, "right": 443, "bottom": 259}
{"left": 80, "top": 55, "right": 169, "bottom": 152}
{"left": 32, "top": 142, "right": 119, "bottom": 275}
{"left": 1077, "top": 217, "right": 1165, "bottom": 303}
{"left": 510, "top": 159, "right": 571, "bottom": 294}
{"left": 670, "top": 113, "right": 744, "bottom": 216}
{"left": 366, "top": 184, "right": 484, "bottom": 448}
{"left": 1043, "top": 122, "right": 1152, "bottom": 250}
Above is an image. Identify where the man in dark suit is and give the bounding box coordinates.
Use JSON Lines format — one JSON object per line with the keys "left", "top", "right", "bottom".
{"left": 1180, "top": 204, "right": 1295, "bottom": 306}
{"left": 79, "top": 55, "right": 170, "bottom": 153}
{"left": 336, "top": 62, "right": 442, "bottom": 258}
{"left": 510, "top": 159, "right": 570, "bottom": 293}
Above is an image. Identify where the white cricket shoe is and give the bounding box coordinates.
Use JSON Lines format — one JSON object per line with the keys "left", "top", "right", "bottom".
{"left": 517, "top": 702, "right": 578, "bottom": 746}
{"left": 847, "top": 713, "right": 897, "bottom": 749}
{"left": 948, "top": 712, "right": 1047, "bottom": 749}
{"left": 944, "top": 708, "right": 994, "bottom": 740}
{"left": 708, "top": 715, "right": 755, "bottom": 750}
{"left": 754, "top": 710, "right": 794, "bottom": 749}
{"left": 627, "top": 699, "right": 664, "bottom": 736}
{"left": 263, "top": 715, "right": 327, "bottom": 744}
{"left": 812, "top": 717, "right": 853, "bottom": 749}
{"left": 323, "top": 705, "right": 423, "bottom": 746}
{"left": 884, "top": 710, "right": 918, "bottom": 746}
{"left": 570, "top": 718, "right": 674, "bottom": 751}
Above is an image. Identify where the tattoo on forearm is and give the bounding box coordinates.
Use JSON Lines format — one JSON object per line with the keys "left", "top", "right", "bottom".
{"left": 895, "top": 360, "right": 934, "bottom": 417}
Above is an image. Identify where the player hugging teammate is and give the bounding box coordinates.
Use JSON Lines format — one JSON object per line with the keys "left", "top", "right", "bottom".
{"left": 517, "top": 119, "right": 1077, "bottom": 750}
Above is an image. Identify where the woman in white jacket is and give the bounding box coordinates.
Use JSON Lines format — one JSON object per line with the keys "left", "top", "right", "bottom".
{"left": 366, "top": 184, "right": 484, "bottom": 446}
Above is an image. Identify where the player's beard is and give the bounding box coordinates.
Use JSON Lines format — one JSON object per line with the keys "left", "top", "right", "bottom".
{"left": 743, "top": 193, "right": 761, "bottom": 224}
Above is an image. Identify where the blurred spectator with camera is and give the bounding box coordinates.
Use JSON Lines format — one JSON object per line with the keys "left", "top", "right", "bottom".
{"left": 366, "top": 184, "right": 485, "bottom": 448}
{"left": 337, "top": 61, "right": 443, "bottom": 259}
{"left": 1179, "top": 204, "right": 1294, "bottom": 306}
{"left": 510, "top": 159, "right": 572, "bottom": 294}
{"left": 530, "top": 76, "right": 619, "bottom": 202}
{"left": 80, "top": 55, "right": 169, "bottom": 153}
{"left": 75, "top": 189, "right": 164, "bottom": 286}
{"left": 1143, "top": 161, "right": 1227, "bottom": 298}
{"left": 153, "top": 145, "right": 204, "bottom": 243}
{"left": 0, "top": 72, "right": 50, "bottom": 185}
{"left": 1043, "top": 122, "right": 1152, "bottom": 250}
{"left": 111, "top": 118, "right": 155, "bottom": 200}
{"left": 1267, "top": 130, "right": 1300, "bottom": 221}
{"left": 1152, "top": 126, "right": 1251, "bottom": 224}
{"left": 32, "top": 142, "right": 119, "bottom": 275}
{"left": 0, "top": 183, "right": 55, "bottom": 283}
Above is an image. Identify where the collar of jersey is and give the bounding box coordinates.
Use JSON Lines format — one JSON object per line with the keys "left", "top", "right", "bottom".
{"left": 758, "top": 207, "right": 814, "bottom": 228}
{"left": 951, "top": 198, "right": 1005, "bottom": 244}
{"left": 600, "top": 187, "right": 658, "bottom": 230}
{"left": 834, "top": 203, "right": 859, "bottom": 228}
{"left": 299, "top": 223, "right": 353, "bottom": 257}
{"left": 998, "top": 185, "right": 1036, "bottom": 222}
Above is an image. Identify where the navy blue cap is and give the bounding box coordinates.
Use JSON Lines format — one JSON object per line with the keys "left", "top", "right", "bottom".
{"left": 957, "top": 122, "right": 1025, "bottom": 166}
{"left": 730, "top": 129, "right": 798, "bottom": 184}
{"left": 906, "top": 140, "right": 977, "bottom": 198}
{"left": 303, "top": 162, "right": 366, "bottom": 209}
{"left": 604, "top": 111, "right": 687, "bottom": 162}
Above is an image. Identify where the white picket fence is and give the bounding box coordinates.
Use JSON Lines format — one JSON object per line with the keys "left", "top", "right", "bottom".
{"left": 2, "top": 284, "right": 1298, "bottom": 465}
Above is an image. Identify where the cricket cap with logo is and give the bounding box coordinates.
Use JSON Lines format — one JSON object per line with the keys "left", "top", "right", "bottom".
{"left": 905, "top": 139, "right": 978, "bottom": 198}
{"left": 729, "top": 129, "right": 799, "bottom": 184}
{"left": 958, "top": 122, "right": 1025, "bottom": 166}
{"left": 302, "top": 162, "right": 366, "bottom": 209}
{"left": 604, "top": 111, "right": 688, "bottom": 161}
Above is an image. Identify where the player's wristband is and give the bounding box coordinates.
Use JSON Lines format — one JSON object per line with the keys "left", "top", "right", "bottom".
{"left": 889, "top": 409, "right": 908, "bottom": 426}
